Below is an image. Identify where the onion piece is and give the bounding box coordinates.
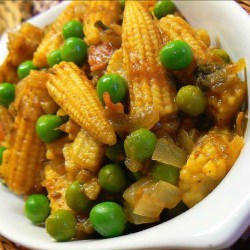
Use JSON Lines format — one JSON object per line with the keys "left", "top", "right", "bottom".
{"left": 123, "top": 178, "right": 182, "bottom": 219}
{"left": 124, "top": 202, "right": 159, "bottom": 225}
{"left": 123, "top": 178, "right": 151, "bottom": 207}
{"left": 152, "top": 138, "right": 187, "bottom": 168}
{"left": 151, "top": 181, "right": 182, "bottom": 209}
{"left": 177, "top": 128, "right": 194, "bottom": 154}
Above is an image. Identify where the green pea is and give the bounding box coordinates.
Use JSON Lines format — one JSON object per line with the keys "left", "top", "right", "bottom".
{"left": 152, "top": 162, "right": 180, "bottom": 185}
{"left": 176, "top": 85, "right": 207, "bottom": 117}
{"left": 24, "top": 194, "right": 50, "bottom": 224}
{"left": 0, "top": 146, "right": 6, "bottom": 165}
{"left": 98, "top": 164, "right": 126, "bottom": 193}
{"left": 61, "top": 37, "right": 88, "bottom": 65}
{"left": 36, "top": 114, "right": 64, "bottom": 143}
{"left": 154, "top": 0, "right": 176, "bottom": 19}
{"left": 0, "top": 83, "right": 15, "bottom": 108}
{"left": 62, "top": 20, "right": 84, "bottom": 39}
{"left": 45, "top": 210, "right": 77, "bottom": 242}
{"left": 65, "top": 181, "right": 91, "bottom": 212}
{"left": 160, "top": 40, "right": 193, "bottom": 70}
{"left": 124, "top": 129, "right": 157, "bottom": 162}
{"left": 47, "top": 50, "right": 62, "bottom": 67}
{"left": 105, "top": 139, "right": 125, "bottom": 163}
{"left": 17, "top": 60, "right": 36, "bottom": 79}
{"left": 212, "top": 48, "right": 231, "bottom": 63}
{"left": 97, "top": 74, "right": 127, "bottom": 104}
{"left": 90, "top": 201, "right": 126, "bottom": 238}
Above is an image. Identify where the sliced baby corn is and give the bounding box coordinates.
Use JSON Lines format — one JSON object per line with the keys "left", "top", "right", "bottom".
{"left": 83, "top": 0, "right": 121, "bottom": 45}
{"left": 63, "top": 128, "right": 104, "bottom": 180}
{"left": 33, "top": 1, "right": 86, "bottom": 67}
{"left": 71, "top": 128, "right": 104, "bottom": 172}
{"left": 179, "top": 130, "right": 244, "bottom": 208}
{"left": 122, "top": 1, "right": 177, "bottom": 130}
{"left": 0, "top": 71, "right": 51, "bottom": 194}
{"left": 47, "top": 62, "right": 116, "bottom": 145}
{"left": 43, "top": 162, "right": 71, "bottom": 212}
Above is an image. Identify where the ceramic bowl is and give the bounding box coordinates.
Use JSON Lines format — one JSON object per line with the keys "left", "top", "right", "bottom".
{"left": 0, "top": 1, "right": 249, "bottom": 249}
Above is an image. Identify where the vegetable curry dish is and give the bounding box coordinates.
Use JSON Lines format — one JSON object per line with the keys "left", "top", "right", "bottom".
{"left": 0, "top": 0, "right": 248, "bottom": 242}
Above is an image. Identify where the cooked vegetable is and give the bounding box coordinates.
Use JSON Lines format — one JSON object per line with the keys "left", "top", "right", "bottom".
{"left": 98, "top": 164, "right": 126, "bottom": 193}
{"left": 61, "top": 37, "right": 88, "bottom": 65}
{"left": 36, "top": 114, "right": 64, "bottom": 143}
{"left": 123, "top": 178, "right": 181, "bottom": 220}
{"left": 158, "top": 15, "right": 222, "bottom": 65}
{"left": 47, "top": 62, "right": 116, "bottom": 145}
{"left": 152, "top": 138, "right": 187, "bottom": 168}
{"left": 62, "top": 20, "right": 84, "bottom": 39}
{"left": 154, "top": 0, "right": 176, "bottom": 19}
{"left": 0, "top": 0, "right": 247, "bottom": 243}
{"left": 45, "top": 210, "right": 77, "bottom": 242}
{"left": 17, "top": 60, "right": 36, "bottom": 79}
{"left": 160, "top": 40, "right": 193, "bottom": 70}
{"left": 0, "top": 83, "right": 15, "bottom": 108}
{"left": 179, "top": 130, "right": 244, "bottom": 208}
{"left": 97, "top": 74, "right": 127, "bottom": 104}
{"left": 24, "top": 194, "right": 51, "bottom": 224}
{"left": 83, "top": 0, "right": 121, "bottom": 45}
{"left": 124, "top": 129, "right": 157, "bottom": 162}
{"left": 212, "top": 48, "right": 230, "bottom": 63}
{"left": 65, "top": 181, "right": 91, "bottom": 212}
{"left": 71, "top": 128, "right": 104, "bottom": 172}
{"left": 33, "top": 1, "right": 87, "bottom": 67}
{"left": 47, "top": 50, "right": 62, "bottom": 67}
{"left": 176, "top": 85, "right": 207, "bottom": 117}
{"left": 105, "top": 138, "right": 125, "bottom": 163}
{"left": 122, "top": 1, "right": 177, "bottom": 130}
{"left": 0, "top": 146, "right": 6, "bottom": 165}
{"left": 90, "top": 201, "right": 126, "bottom": 238}
{"left": 0, "top": 71, "right": 48, "bottom": 194}
{"left": 152, "top": 162, "right": 180, "bottom": 185}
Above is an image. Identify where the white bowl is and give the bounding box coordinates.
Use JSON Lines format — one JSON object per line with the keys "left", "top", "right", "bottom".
{"left": 0, "top": 1, "right": 250, "bottom": 249}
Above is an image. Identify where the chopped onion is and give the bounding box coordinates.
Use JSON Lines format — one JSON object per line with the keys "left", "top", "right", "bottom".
{"left": 125, "top": 158, "right": 143, "bottom": 172}
{"left": 152, "top": 138, "right": 187, "bottom": 168}
{"left": 123, "top": 178, "right": 182, "bottom": 219}
{"left": 151, "top": 181, "right": 182, "bottom": 209}
{"left": 177, "top": 128, "right": 194, "bottom": 154}
{"left": 124, "top": 202, "right": 159, "bottom": 225}
{"left": 123, "top": 178, "right": 152, "bottom": 207}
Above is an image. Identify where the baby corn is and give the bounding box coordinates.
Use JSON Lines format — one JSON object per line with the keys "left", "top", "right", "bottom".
{"left": 71, "top": 129, "right": 104, "bottom": 172}
{"left": 47, "top": 62, "right": 116, "bottom": 145}
{"left": 0, "top": 72, "right": 50, "bottom": 194}
{"left": 158, "top": 15, "right": 222, "bottom": 65}
{"left": 43, "top": 163, "right": 71, "bottom": 212}
{"left": 179, "top": 130, "right": 244, "bottom": 208}
{"left": 83, "top": 0, "right": 121, "bottom": 45}
{"left": 204, "top": 60, "right": 247, "bottom": 126}
{"left": 0, "top": 106, "right": 13, "bottom": 146}
{"left": 122, "top": 1, "right": 177, "bottom": 130}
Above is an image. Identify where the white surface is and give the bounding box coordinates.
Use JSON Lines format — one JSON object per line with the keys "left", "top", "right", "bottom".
{"left": 0, "top": 1, "right": 250, "bottom": 249}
